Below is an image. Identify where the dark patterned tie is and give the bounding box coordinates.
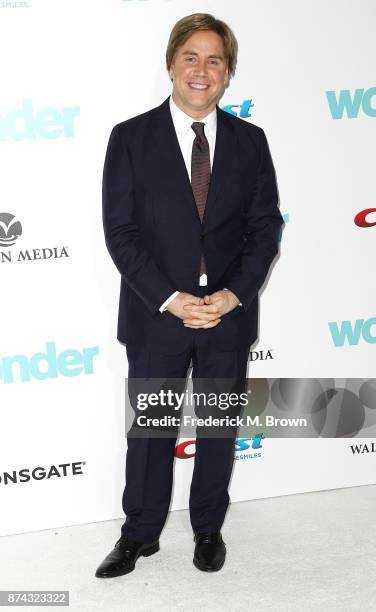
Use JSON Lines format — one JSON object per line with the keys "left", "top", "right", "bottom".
{"left": 191, "top": 122, "right": 210, "bottom": 276}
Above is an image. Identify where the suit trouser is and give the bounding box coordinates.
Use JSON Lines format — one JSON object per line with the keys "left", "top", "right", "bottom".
{"left": 121, "top": 293, "right": 251, "bottom": 543}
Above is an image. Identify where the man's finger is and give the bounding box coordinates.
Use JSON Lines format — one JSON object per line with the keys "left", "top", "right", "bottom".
{"left": 183, "top": 310, "right": 220, "bottom": 321}
{"left": 183, "top": 304, "right": 220, "bottom": 314}
{"left": 183, "top": 317, "right": 222, "bottom": 326}
{"left": 183, "top": 317, "right": 212, "bottom": 325}
{"left": 185, "top": 296, "right": 204, "bottom": 305}
{"left": 184, "top": 318, "right": 221, "bottom": 328}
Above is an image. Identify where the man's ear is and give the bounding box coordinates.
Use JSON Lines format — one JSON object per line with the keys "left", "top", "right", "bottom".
{"left": 224, "top": 67, "right": 230, "bottom": 87}
{"left": 168, "top": 63, "right": 175, "bottom": 81}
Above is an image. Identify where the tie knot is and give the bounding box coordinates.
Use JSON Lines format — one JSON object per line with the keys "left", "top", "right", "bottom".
{"left": 191, "top": 122, "right": 206, "bottom": 140}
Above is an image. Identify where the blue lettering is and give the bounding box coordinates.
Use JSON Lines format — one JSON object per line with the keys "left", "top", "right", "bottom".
{"left": 222, "top": 103, "right": 240, "bottom": 117}
{"left": 362, "top": 317, "right": 376, "bottom": 343}
{"left": 361, "top": 87, "right": 376, "bottom": 117}
{"left": 328, "top": 319, "right": 364, "bottom": 347}
{"left": 0, "top": 342, "right": 99, "bottom": 383}
{"left": 6, "top": 98, "right": 35, "bottom": 140}
{"left": 0, "top": 99, "right": 80, "bottom": 141}
{"left": 239, "top": 99, "right": 254, "bottom": 118}
{"left": 1, "top": 354, "right": 30, "bottom": 384}
{"left": 57, "top": 349, "right": 84, "bottom": 377}
{"left": 326, "top": 89, "right": 364, "bottom": 119}
{"left": 222, "top": 99, "right": 254, "bottom": 118}
{"left": 29, "top": 342, "right": 58, "bottom": 380}
{"left": 36, "top": 107, "right": 63, "bottom": 139}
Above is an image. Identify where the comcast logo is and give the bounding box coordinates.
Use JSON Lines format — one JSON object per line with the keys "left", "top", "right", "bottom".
{"left": 0, "top": 213, "right": 22, "bottom": 247}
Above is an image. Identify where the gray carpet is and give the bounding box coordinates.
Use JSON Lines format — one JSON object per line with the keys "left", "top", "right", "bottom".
{"left": 1, "top": 485, "right": 376, "bottom": 611}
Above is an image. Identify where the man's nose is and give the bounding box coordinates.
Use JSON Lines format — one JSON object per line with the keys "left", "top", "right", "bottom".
{"left": 193, "top": 59, "right": 208, "bottom": 76}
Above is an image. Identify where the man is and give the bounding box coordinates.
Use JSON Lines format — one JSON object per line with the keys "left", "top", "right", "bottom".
{"left": 96, "top": 13, "right": 284, "bottom": 578}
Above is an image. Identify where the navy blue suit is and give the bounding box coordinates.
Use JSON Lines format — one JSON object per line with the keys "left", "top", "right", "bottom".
{"left": 103, "top": 96, "right": 284, "bottom": 352}
{"left": 102, "top": 96, "right": 284, "bottom": 542}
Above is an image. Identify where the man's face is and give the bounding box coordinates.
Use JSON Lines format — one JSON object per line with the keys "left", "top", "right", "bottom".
{"left": 168, "top": 30, "right": 229, "bottom": 119}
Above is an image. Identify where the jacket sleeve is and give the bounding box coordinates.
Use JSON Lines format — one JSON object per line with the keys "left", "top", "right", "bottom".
{"left": 102, "top": 124, "right": 176, "bottom": 316}
{"left": 224, "top": 128, "right": 284, "bottom": 311}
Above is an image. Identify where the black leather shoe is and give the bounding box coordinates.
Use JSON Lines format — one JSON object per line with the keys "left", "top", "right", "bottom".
{"left": 95, "top": 536, "right": 160, "bottom": 578}
{"left": 193, "top": 531, "right": 226, "bottom": 572}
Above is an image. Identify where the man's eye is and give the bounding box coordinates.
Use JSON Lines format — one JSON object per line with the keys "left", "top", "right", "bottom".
{"left": 186, "top": 57, "right": 195, "bottom": 62}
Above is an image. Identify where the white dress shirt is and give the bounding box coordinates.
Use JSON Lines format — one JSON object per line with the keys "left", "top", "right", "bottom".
{"left": 159, "top": 95, "right": 241, "bottom": 312}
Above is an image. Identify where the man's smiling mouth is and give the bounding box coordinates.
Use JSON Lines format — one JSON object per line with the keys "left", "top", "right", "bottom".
{"left": 187, "top": 82, "right": 210, "bottom": 90}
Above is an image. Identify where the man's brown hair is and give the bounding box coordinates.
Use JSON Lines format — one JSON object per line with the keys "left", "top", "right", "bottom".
{"left": 166, "top": 13, "right": 238, "bottom": 78}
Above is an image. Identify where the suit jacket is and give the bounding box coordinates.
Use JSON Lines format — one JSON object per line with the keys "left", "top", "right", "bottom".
{"left": 102, "top": 96, "right": 284, "bottom": 351}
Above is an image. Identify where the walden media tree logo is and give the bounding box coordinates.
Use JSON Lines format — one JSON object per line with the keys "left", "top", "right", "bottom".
{"left": 0, "top": 213, "right": 22, "bottom": 247}
{"left": 0, "top": 212, "right": 69, "bottom": 264}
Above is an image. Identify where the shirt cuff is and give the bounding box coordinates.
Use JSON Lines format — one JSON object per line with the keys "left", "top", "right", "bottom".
{"left": 159, "top": 291, "right": 180, "bottom": 313}
{"left": 223, "top": 288, "right": 242, "bottom": 306}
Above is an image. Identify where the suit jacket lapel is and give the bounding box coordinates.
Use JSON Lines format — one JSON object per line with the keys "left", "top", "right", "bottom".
{"left": 201, "top": 105, "right": 238, "bottom": 234}
{"left": 151, "top": 97, "right": 201, "bottom": 229}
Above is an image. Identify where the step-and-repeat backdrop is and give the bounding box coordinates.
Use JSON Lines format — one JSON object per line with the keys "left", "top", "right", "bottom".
{"left": 1, "top": 0, "right": 375, "bottom": 536}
